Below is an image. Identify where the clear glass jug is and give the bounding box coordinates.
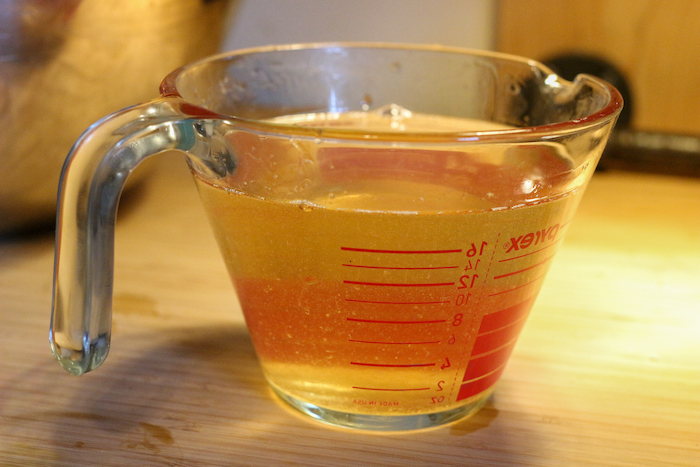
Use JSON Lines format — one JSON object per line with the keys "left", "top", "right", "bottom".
{"left": 50, "top": 43, "right": 622, "bottom": 430}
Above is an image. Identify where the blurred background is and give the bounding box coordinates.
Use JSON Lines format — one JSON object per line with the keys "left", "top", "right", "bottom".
{"left": 222, "top": 0, "right": 699, "bottom": 135}
{"left": 223, "top": 0, "right": 496, "bottom": 51}
{"left": 1, "top": 0, "right": 698, "bottom": 234}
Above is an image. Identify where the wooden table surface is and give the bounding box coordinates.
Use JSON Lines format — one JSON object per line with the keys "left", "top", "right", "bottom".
{"left": 1, "top": 156, "right": 699, "bottom": 466}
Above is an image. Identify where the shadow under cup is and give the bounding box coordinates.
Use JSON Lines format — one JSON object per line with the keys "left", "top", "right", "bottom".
{"left": 51, "top": 44, "right": 622, "bottom": 431}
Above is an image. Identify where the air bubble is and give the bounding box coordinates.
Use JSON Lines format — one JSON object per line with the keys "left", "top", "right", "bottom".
{"left": 376, "top": 103, "right": 413, "bottom": 119}
{"left": 304, "top": 276, "right": 318, "bottom": 285}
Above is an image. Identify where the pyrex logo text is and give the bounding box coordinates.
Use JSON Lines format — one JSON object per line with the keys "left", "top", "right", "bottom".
{"left": 506, "top": 223, "right": 560, "bottom": 253}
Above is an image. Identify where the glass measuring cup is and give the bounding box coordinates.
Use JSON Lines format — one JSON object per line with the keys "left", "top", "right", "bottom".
{"left": 50, "top": 43, "right": 622, "bottom": 431}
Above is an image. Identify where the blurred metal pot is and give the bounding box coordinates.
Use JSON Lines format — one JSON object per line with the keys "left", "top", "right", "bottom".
{"left": 0, "top": 0, "right": 232, "bottom": 233}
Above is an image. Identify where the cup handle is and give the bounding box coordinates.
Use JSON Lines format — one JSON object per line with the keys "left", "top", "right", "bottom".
{"left": 50, "top": 97, "right": 226, "bottom": 375}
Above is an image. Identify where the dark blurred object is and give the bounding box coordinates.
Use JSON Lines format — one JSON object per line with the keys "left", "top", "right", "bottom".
{"left": 0, "top": 0, "right": 81, "bottom": 60}
{"left": 0, "top": 0, "right": 232, "bottom": 234}
{"left": 545, "top": 54, "right": 700, "bottom": 177}
{"left": 603, "top": 130, "right": 700, "bottom": 177}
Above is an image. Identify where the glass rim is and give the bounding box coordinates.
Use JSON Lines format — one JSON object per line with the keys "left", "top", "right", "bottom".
{"left": 160, "top": 42, "right": 624, "bottom": 143}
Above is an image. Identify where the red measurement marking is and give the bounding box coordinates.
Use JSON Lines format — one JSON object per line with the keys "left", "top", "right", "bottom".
{"left": 487, "top": 273, "right": 547, "bottom": 296}
{"left": 350, "top": 362, "right": 435, "bottom": 368}
{"left": 345, "top": 299, "right": 451, "bottom": 305}
{"left": 463, "top": 343, "right": 515, "bottom": 381}
{"left": 353, "top": 386, "right": 431, "bottom": 391}
{"left": 457, "top": 366, "right": 506, "bottom": 401}
{"left": 342, "top": 264, "right": 458, "bottom": 270}
{"left": 499, "top": 238, "right": 561, "bottom": 262}
{"left": 344, "top": 280, "right": 455, "bottom": 287}
{"left": 493, "top": 255, "right": 553, "bottom": 280}
{"left": 349, "top": 339, "right": 441, "bottom": 345}
{"left": 341, "top": 247, "right": 462, "bottom": 254}
{"left": 471, "top": 323, "right": 525, "bottom": 357}
{"left": 478, "top": 299, "right": 534, "bottom": 334}
{"left": 347, "top": 318, "right": 447, "bottom": 324}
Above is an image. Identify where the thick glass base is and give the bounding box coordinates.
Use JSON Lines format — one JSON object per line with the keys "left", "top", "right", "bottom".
{"left": 272, "top": 388, "right": 491, "bottom": 431}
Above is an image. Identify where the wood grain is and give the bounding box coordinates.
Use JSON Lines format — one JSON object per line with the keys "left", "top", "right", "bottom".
{"left": 497, "top": 0, "right": 700, "bottom": 134}
{"left": 1, "top": 157, "right": 699, "bottom": 466}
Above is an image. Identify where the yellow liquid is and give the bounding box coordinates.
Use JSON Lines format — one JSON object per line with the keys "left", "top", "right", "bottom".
{"left": 194, "top": 109, "right": 584, "bottom": 417}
